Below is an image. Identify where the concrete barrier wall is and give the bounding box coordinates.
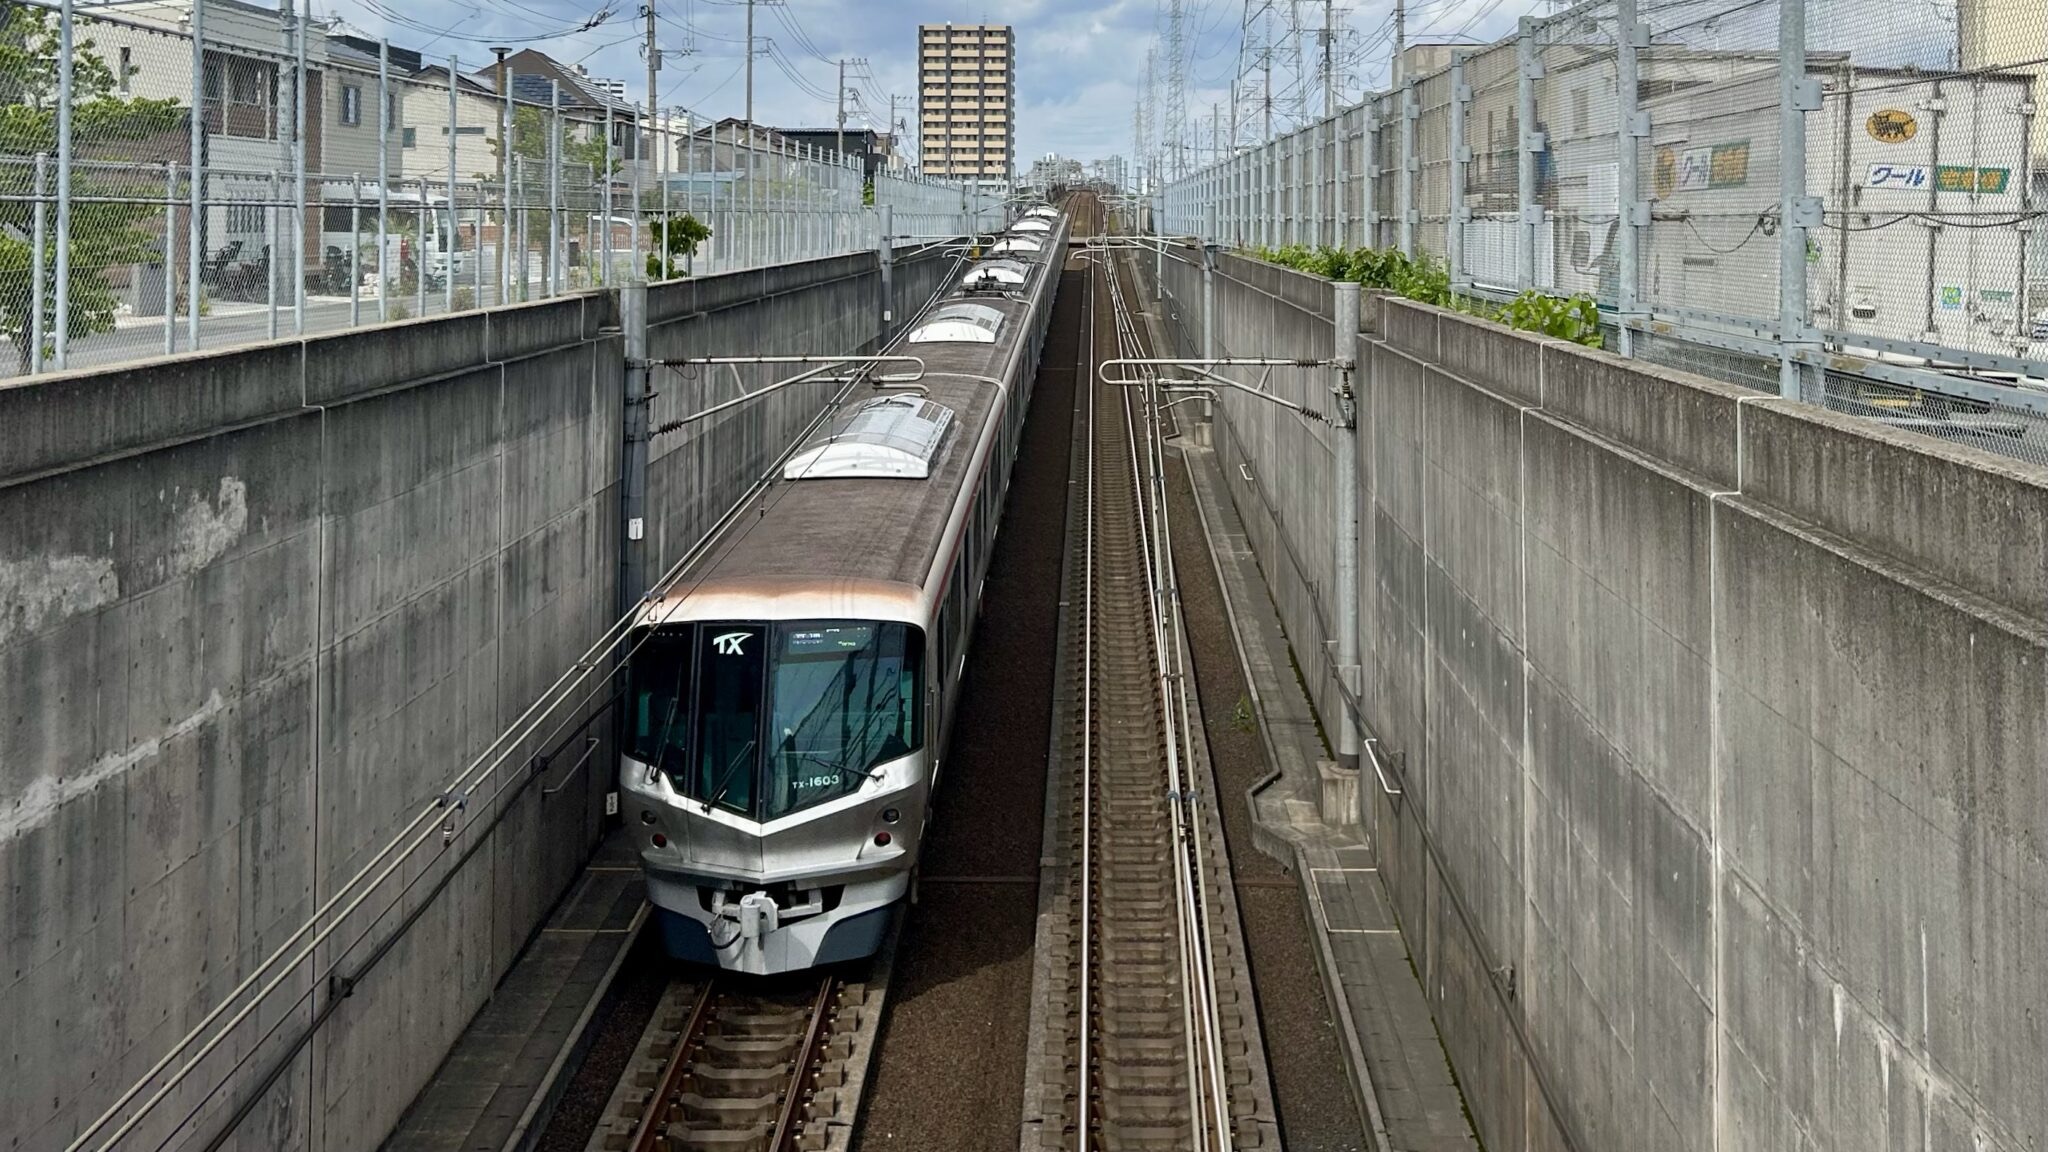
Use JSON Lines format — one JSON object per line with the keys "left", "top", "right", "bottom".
{"left": 0, "top": 248, "right": 932, "bottom": 1152}
{"left": 1154, "top": 252, "right": 2048, "bottom": 1152}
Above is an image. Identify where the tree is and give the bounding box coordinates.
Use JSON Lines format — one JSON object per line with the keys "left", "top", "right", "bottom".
{"left": 0, "top": 8, "right": 186, "bottom": 371}
{"left": 494, "top": 104, "right": 613, "bottom": 176}
{"left": 647, "top": 213, "right": 709, "bottom": 279}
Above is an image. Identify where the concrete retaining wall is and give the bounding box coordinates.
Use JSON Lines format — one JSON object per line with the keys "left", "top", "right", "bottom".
{"left": 1152, "top": 249, "right": 2048, "bottom": 1152}
{"left": 0, "top": 247, "right": 940, "bottom": 1152}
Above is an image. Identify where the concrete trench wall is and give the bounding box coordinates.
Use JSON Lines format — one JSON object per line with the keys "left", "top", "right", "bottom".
{"left": 1152, "top": 248, "right": 2048, "bottom": 1152}
{"left": 0, "top": 247, "right": 941, "bottom": 1152}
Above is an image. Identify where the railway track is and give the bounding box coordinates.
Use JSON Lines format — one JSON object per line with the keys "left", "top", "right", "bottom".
{"left": 1025, "top": 236, "right": 1276, "bottom": 1152}
{"left": 586, "top": 974, "right": 867, "bottom": 1152}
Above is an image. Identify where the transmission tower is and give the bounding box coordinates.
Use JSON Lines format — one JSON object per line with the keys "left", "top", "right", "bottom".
{"left": 1286, "top": 0, "right": 1309, "bottom": 127}
{"left": 1135, "top": 47, "right": 1155, "bottom": 193}
{"left": 1233, "top": 1, "right": 1278, "bottom": 149}
{"left": 1166, "top": 0, "right": 1188, "bottom": 181}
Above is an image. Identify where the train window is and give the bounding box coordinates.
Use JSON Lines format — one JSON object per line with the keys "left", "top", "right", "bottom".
{"left": 689, "top": 624, "right": 766, "bottom": 815}
{"left": 625, "top": 626, "right": 696, "bottom": 773}
{"left": 762, "top": 622, "right": 923, "bottom": 821}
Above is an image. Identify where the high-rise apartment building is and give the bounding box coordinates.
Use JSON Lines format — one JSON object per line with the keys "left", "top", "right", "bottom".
{"left": 918, "top": 23, "right": 1015, "bottom": 191}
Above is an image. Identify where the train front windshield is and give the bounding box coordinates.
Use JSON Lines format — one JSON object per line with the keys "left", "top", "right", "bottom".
{"left": 627, "top": 621, "right": 924, "bottom": 820}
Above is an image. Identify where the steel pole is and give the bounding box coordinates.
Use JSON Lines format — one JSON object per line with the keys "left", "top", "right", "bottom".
{"left": 1517, "top": 17, "right": 1539, "bottom": 290}
{"left": 1448, "top": 53, "right": 1469, "bottom": 292}
{"left": 877, "top": 202, "right": 894, "bottom": 338}
{"left": 1616, "top": 0, "right": 1645, "bottom": 356}
{"left": 291, "top": 1, "right": 306, "bottom": 335}
{"left": 1400, "top": 81, "right": 1418, "bottom": 258}
{"left": 160, "top": 163, "right": 178, "bottom": 354}
{"left": 54, "top": 0, "right": 72, "bottom": 369}
{"left": 603, "top": 103, "right": 615, "bottom": 283}
{"left": 549, "top": 82, "right": 561, "bottom": 295}
{"left": 32, "top": 152, "right": 46, "bottom": 373}
{"left": 267, "top": 172, "right": 279, "bottom": 338}
{"left": 498, "top": 50, "right": 513, "bottom": 306}
{"left": 447, "top": 55, "right": 459, "bottom": 312}
{"left": 189, "top": 0, "right": 206, "bottom": 350}
{"left": 350, "top": 172, "right": 361, "bottom": 325}
{"left": 377, "top": 40, "right": 390, "bottom": 321}
{"left": 1331, "top": 279, "right": 1361, "bottom": 772}
{"left": 619, "top": 281, "right": 650, "bottom": 617}
{"left": 1778, "top": 0, "right": 1816, "bottom": 399}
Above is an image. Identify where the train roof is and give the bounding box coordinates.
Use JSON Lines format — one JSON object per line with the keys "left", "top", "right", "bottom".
{"left": 659, "top": 215, "right": 1067, "bottom": 617}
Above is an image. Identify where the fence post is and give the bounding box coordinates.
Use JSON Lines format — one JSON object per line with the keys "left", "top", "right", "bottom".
{"left": 1202, "top": 207, "right": 1217, "bottom": 426}
{"left": 1259, "top": 142, "right": 1269, "bottom": 248}
{"left": 549, "top": 82, "right": 562, "bottom": 295}
{"left": 268, "top": 171, "right": 279, "bottom": 339}
{"left": 473, "top": 189, "right": 486, "bottom": 303}
{"left": 54, "top": 0, "right": 72, "bottom": 370}
{"left": 628, "top": 109, "right": 642, "bottom": 283}
{"left": 503, "top": 60, "right": 515, "bottom": 305}
{"left": 190, "top": 0, "right": 206, "bottom": 350}
{"left": 1363, "top": 104, "right": 1378, "bottom": 250}
{"left": 603, "top": 103, "right": 614, "bottom": 284}
{"left": 1335, "top": 109, "right": 1350, "bottom": 248}
{"left": 1331, "top": 279, "right": 1361, "bottom": 772}
{"left": 350, "top": 172, "right": 361, "bottom": 325}
{"left": 159, "top": 159, "right": 178, "bottom": 350}
{"left": 1449, "top": 54, "right": 1471, "bottom": 292}
{"left": 1311, "top": 117, "right": 1323, "bottom": 247}
{"left": 293, "top": 0, "right": 306, "bottom": 334}
{"left": 1615, "top": 0, "right": 1647, "bottom": 356}
{"left": 514, "top": 154, "right": 525, "bottom": 298}
{"left": 658, "top": 116, "right": 669, "bottom": 256}
{"left": 31, "top": 153, "right": 47, "bottom": 373}
{"left": 447, "top": 56, "right": 459, "bottom": 313}
{"left": 415, "top": 179, "right": 426, "bottom": 316}
{"left": 1777, "top": 0, "right": 1818, "bottom": 399}
{"left": 1517, "top": 17, "right": 1540, "bottom": 291}
{"left": 377, "top": 40, "right": 389, "bottom": 322}
{"left": 1400, "top": 78, "right": 1418, "bottom": 258}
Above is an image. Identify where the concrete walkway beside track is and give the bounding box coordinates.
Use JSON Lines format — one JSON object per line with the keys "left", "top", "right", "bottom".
{"left": 385, "top": 833, "right": 647, "bottom": 1152}
{"left": 1178, "top": 400, "right": 1480, "bottom": 1152}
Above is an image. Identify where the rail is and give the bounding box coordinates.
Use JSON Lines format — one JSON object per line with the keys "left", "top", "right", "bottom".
{"left": 623, "top": 975, "right": 842, "bottom": 1152}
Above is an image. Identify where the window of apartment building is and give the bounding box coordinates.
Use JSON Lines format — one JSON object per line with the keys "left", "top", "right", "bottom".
{"left": 341, "top": 84, "right": 362, "bottom": 126}
{"left": 118, "top": 47, "right": 131, "bottom": 94}
{"left": 202, "top": 52, "right": 279, "bottom": 139}
{"left": 386, "top": 93, "right": 399, "bottom": 131}
{"left": 403, "top": 126, "right": 418, "bottom": 148}
{"left": 445, "top": 125, "right": 487, "bottom": 136}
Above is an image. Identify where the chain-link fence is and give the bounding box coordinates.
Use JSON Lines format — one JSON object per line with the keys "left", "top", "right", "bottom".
{"left": 1, "top": 0, "right": 1000, "bottom": 379}
{"left": 1157, "top": 0, "right": 2048, "bottom": 470}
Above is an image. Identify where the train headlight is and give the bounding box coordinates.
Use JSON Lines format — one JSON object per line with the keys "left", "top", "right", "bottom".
{"left": 882, "top": 808, "right": 901, "bottom": 824}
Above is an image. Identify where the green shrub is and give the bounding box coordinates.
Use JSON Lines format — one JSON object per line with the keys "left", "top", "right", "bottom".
{"left": 451, "top": 286, "right": 476, "bottom": 311}
{"left": 1247, "top": 244, "right": 1603, "bottom": 348}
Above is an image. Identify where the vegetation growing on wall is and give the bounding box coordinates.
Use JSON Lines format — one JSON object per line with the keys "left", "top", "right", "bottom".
{"left": 1248, "top": 244, "right": 1603, "bottom": 349}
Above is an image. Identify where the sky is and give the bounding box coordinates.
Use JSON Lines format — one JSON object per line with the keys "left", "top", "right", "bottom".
{"left": 306, "top": 0, "right": 1639, "bottom": 170}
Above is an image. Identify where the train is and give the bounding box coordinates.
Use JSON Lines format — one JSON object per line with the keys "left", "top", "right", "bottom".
{"left": 615, "top": 201, "right": 1072, "bottom": 974}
